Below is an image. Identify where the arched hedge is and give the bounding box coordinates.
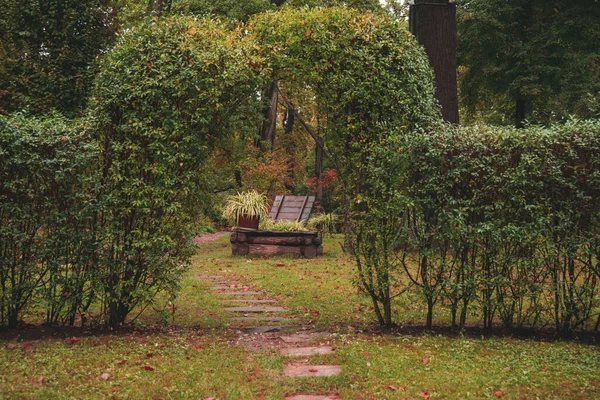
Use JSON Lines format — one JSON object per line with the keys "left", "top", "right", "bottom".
{"left": 90, "top": 8, "right": 439, "bottom": 327}
{"left": 249, "top": 8, "right": 441, "bottom": 326}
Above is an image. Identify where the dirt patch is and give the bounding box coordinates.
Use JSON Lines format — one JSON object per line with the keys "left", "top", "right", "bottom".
{"left": 193, "top": 231, "right": 228, "bottom": 246}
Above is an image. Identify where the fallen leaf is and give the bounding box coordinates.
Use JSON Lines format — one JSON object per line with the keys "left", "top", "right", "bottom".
{"left": 143, "top": 365, "right": 154, "bottom": 371}
{"left": 304, "top": 29, "right": 312, "bottom": 37}
{"left": 418, "top": 392, "right": 430, "bottom": 399}
{"left": 388, "top": 385, "right": 398, "bottom": 391}
{"left": 308, "top": 368, "right": 318, "bottom": 373}
{"left": 401, "top": 384, "right": 406, "bottom": 390}
{"left": 421, "top": 357, "right": 430, "bottom": 365}
{"left": 117, "top": 359, "right": 127, "bottom": 365}
{"left": 99, "top": 373, "right": 111, "bottom": 381}
{"left": 311, "top": 310, "right": 320, "bottom": 316}
{"left": 204, "top": 397, "right": 216, "bottom": 400}
{"left": 363, "top": 351, "right": 370, "bottom": 358}
{"left": 494, "top": 391, "right": 503, "bottom": 398}
{"left": 146, "top": 353, "right": 154, "bottom": 358}
{"left": 503, "top": 367, "right": 511, "bottom": 372}
{"left": 30, "top": 377, "right": 46, "bottom": 388}
{"left": 366, "top": 361, "right": 371, "bottom": 367}
{"left": 6, "top": 343, "right": 16, "bottom": 350}
{"left": 275, "top": 263, "right": 285, "bottom": 267}
{"left": 69, "top": 336, "right": 80, "bottom": 345}
{"left": 22, "top": 342, "right": 34, "bottom": 350}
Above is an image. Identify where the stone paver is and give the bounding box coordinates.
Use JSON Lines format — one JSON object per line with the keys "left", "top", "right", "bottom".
{"left": 279, "top": 346, "right": 335, "bottom": 357}
{"left": 212, "top": 285, "right": 254, "bottom": 291}
{"left": 242, "top": 325, "right": 300, "bottom": 334}
{"left": 224, "top": 306, "right": 287, "bottom": 313}
{"left": 223, "top": 299, "right": 277, "bottom": 303}
{"left": 231, "top": 316, "right": 296, "bottom": 322}
{"left": 284, "top": 396, "right": 340, "bottom": 400}
{"left": 219, "top": 291, "right": 263, "bottom": 296}
{"left": 197, "top": 275, "right": 223, "bottom": 279}
{"left": 283, "top": 365, "right": 341, "bottom": 377}
{"left": 278, "top": 332, "right": 330, "bottom": 344}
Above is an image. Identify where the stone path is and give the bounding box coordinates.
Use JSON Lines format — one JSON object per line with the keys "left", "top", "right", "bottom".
{"left": 197, "top": 270, "right": 341, "bottom": 399}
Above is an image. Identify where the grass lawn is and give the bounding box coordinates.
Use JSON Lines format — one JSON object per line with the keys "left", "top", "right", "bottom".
{"left": 1, "top": 234, "right": 599, "bottom": 399}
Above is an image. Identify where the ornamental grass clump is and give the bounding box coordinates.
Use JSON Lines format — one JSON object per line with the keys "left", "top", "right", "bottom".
{"left": 222, "top": 190, "right": 270, "bottom": 226}
{"left": 307, "top": 213, "right": 340, "bottom": 235}
{"left": 259, "top": 218, "right": 307, "bottom": 232}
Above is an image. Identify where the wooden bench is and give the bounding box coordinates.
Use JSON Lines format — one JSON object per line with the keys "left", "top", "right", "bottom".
{"left": 230, "top": 195, "right": 323, "bottom": 258}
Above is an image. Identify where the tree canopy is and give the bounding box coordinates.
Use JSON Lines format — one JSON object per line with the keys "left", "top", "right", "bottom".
{"left": 0, "top": 0, "right": 126, "bottom": 116}
{"left": 457, "top": 0, "right": 600, "bottom": 126}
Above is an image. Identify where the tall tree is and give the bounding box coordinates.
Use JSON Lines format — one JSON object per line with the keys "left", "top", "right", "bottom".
{"left": 171, "top": 0, "right": 272, "bottom": 21}
{"left": 457, "top": 0, "right": 600, "bottom": 126}
{"left": 409, "top": 0, "right": 459, "bottom": 124}
{"left": 0, "top": 0, "right": 127, "bottom": 116}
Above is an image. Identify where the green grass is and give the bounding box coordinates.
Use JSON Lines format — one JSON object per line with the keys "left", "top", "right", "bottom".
{"left": 1, "top": 234, "right": 599, "bottom": 399}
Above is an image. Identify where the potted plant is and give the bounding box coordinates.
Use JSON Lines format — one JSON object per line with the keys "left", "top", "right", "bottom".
{"left": 223, "top": 190, "right": 270, "bottom": 229}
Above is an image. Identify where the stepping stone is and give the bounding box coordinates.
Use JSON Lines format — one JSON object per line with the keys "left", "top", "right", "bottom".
{"left": 212, "top": 286, "right": 252, "bottom": 290}
{"left": 284, "top": 396, "right": 340, "bottom": 400}
{"left": 219, "top": 291, "right": 263, "bottom": 296}
{"left": 283, "top": 365, "right": 341, "bottom": 377}
{"left": 224, "top": 306, "right": 287, "bottom": 313}
{"left": 241, "top": 325, "right": 300, "bottom": 333}
{"left": 278, "top": 332, "right": 329, "bottom": 344}
{"left": 223, "top": 299, "right": 277, "bottom": 303}
{"left": 280, "top": 346, "right": 335, "bottom": 357}
{"left": 231, "top": 317, "right": 296, "bottom": 322}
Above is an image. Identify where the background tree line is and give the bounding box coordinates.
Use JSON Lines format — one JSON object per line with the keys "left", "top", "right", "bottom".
{"left": 2, "top": 0, "right": 598, "bottom": 126}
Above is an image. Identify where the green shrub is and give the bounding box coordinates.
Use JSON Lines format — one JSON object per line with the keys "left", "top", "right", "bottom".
{"left": 0, "top": 113, "right": 98, "bottom": 327}
{"left": 89, "top": 16, "right": 263, "bottom": 327}
{"left": 401, "top": 119, "right": 600, "bottom": 333}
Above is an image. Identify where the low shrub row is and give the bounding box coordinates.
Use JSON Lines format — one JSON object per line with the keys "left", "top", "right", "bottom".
{"left": 0, "top": 114, "right": 99, "bottom": 327}
{"left": 352, "top": 119, "right": 600, "bottom": 334}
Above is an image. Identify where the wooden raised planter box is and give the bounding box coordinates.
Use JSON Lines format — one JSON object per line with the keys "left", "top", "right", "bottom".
{"left": 230, "top": 228, "right": 323, "bottom": 259}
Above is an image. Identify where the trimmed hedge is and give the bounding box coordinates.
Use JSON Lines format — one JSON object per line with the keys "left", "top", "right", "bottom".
{"left": 400, "top": 119, "right": 600, "bottom": 333}
{"left": 0, "top": 113, "right": 98, "bottom": 327}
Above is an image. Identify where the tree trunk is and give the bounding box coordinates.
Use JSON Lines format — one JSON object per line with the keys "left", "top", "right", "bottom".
{"left": 410, "top": 0, "right": 459, "bottom": 124}
{"left": 315, "top": 136, "right": 324, "bottom": 210}
{"left": 426, "top": 297, "right": 434, "bottom": 329}
{"left": 515, "top": 90, "right": 526, "bottom": 128}
{"left": 260, "top": 80, "right": 278, "bottom": 152}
